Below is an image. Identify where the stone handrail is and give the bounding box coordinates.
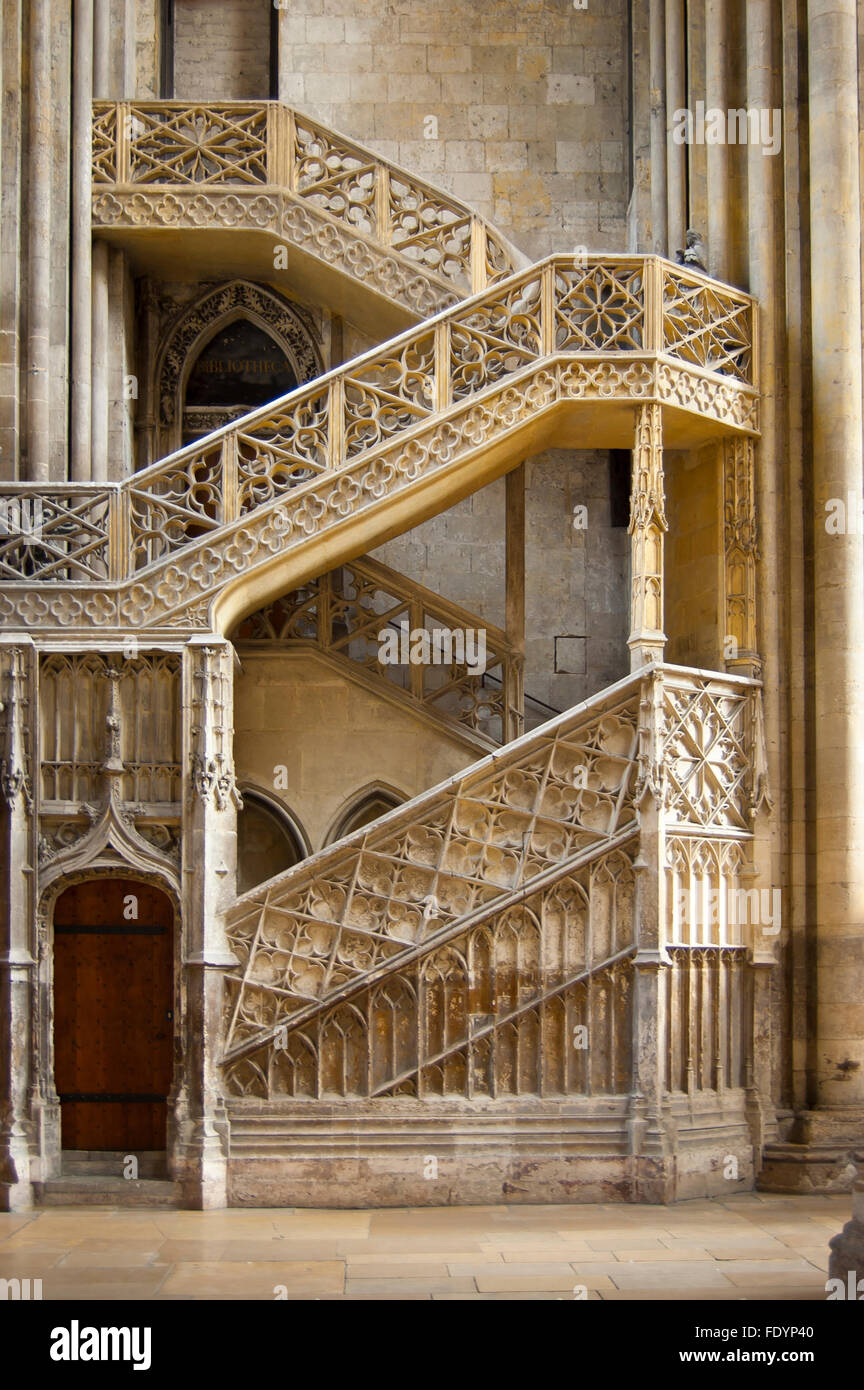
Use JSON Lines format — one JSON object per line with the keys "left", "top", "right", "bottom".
{"left": 0, "top": 256, "right": 756, "bottom": 620}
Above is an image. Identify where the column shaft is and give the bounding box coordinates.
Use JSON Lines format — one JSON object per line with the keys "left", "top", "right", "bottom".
{"left": 91, "top": 240, "right": 109, "bottom": 481}
{"left": 664, "top": 0, "right": 687, "bottom": 255}
{"left": 705, "top": 0, "right": 729, "bottom": 279}
{"left": 808, "top": 0, "right": 864, "bottom": 1112}
{"left": 69, "top": 0, "right": 93, "bottom": 481}
{"left": 25, "top": 0, "right": 52, "bottom": 481}
{"left": 649, "top": 0, "right": 668, "bottom": 255}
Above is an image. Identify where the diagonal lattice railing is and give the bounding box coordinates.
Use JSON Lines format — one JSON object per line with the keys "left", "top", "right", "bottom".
{"left": 91, "top": 100, "right": 522, "bottom": 316}
{"left": 220, "top": 665, "right": 764, "bottom": 1099}
{"left": 222, "top": 672, "right": 643, "bottom": 1067}
{"left": 230, "top": 554, "right": 524, "bottom": 746}
{"left": 219, "top": 661, "right": 761, "bottom": 1061}
{"left": 0, "top": 256, "right": 756, "bottom": 634}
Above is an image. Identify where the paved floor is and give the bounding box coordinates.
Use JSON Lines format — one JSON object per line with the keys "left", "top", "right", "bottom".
{"left": 0, "top": 1192, "right": 847, "bottom": 1300}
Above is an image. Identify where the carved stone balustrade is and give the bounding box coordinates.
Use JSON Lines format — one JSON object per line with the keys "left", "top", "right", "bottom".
{"left": 216, "top": 664, "right": 768, "bottom": 1204}
{"left": 0, "top": 255, "right": 757, "bottom": 644}
{"left": 230, "top": 555, "right": 524, "bottom": 747}
{"left": 91, "top": 101, "right": 523, "bottom": 322}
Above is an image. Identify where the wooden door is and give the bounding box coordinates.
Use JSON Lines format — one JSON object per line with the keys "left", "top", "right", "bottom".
{"left": 54, "top": 878, "right": 174, "bottom": 1151}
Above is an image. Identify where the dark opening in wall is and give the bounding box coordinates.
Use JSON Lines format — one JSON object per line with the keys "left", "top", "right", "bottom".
{"left": 159, "top": 0, "right": 174, "bottom": 99}
{"left": 610, "top": 450, "right": 631, "bottom": 528}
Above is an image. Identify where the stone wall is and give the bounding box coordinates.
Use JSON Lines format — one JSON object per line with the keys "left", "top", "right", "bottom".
{"left": 173, "top": 0, "right": 271, "bottom": 100}
{"left": 277, "top": 0, "right": 630, "bottom": 259}
{"left": 374, "top": 448, "right": 631, "bottom": 720}
{"left": 233, "top": 649, "right": 481, "bottom": 852}
{"left": 665, "top": 445, "right": 723, "bottom": 670}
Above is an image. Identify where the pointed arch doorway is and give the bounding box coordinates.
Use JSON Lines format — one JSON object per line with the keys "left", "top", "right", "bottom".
{"left": 53, "top": 878, "right": 175, "bottom": 1152}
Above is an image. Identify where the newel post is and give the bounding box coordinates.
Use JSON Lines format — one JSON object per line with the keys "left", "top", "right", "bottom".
{"left": 629, "top": 667, "right": 673, "bottom": 1201}
{"left": 176, "top": 637, "right": 240, "bottom": 1209}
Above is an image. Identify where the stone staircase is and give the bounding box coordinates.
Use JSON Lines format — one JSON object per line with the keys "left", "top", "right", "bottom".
{"left": 0, "top": 255, "right": 756, "bottom": 641}
{"left": 36, "top": 1152, "right": 178, "bottom": 1208}
{"left": 0, "top": 103, "right": 767, "bottom": 1207}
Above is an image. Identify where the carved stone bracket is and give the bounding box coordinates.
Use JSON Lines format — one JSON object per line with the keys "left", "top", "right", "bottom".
{"left": 0, "top": 645, "right": 33, "bottom": 811}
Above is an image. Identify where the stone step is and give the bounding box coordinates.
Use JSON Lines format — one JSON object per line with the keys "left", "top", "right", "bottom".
{"left": 60, "top": 1150, "right": 167, "bottom": 1179}
{"left": 36, "top": 1176, "right": 178, "bottom": 1208}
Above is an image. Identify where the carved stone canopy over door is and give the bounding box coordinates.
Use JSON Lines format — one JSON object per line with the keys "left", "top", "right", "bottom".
{"left": 156, "top": 280, "right": 323, "bottom": 457}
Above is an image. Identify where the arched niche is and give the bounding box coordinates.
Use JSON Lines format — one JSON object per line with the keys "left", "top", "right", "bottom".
{"left": 237, "top": 788, "right": 309, "bottom": 895}
{"left": 154, "top": 281, "right": 323, "bottom": 458}
{"left": 326, "top": 784, "right": 405, "bottom": 846}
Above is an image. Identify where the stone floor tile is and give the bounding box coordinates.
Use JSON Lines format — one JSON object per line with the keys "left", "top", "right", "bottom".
{"left": 158, "top": 1260, "right": 345, "bottom": 1298}
{"left": 610, "top": 1248, "right": 718, "bottom": 1262}
{"left": 607, "top": 1263, "right": 736, "bottom": 1290}
{"left": 343, "top": 1261, "right": 450, "bottom": 1277}
{"left": 446, "top": 1261, "right": 577, "bottom": 1277}
{"left": 722, "top": 1271, "right": 827, "bottom": 1289}
{"left": 498, "top": 1246, "right": 595, "bottom": 1261}
{"left": 476, "top": 1273, "right": 597, "bottom": 1292}
{"left": 56, "top": 1245, "right": 164, "bottom": 1268}
{"left": 349, "top": 1249, "right": 495, "bottom": 1265}
{"left": 584, "top": 1236, "right": 666, "bottom": 1251}
{"left": 345, "top": 1277, "right": 476, "bottom": 1295}
{"left": 433, "top": 1291, "right": 588, "bottom": 1301}
{"left": 39, "top": 1267, "right": 170, "bottom": 1294}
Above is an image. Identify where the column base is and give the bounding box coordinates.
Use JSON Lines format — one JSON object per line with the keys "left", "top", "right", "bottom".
{"left": 0, "top": 1131, "right": 33, "bottom": 1211}
{"left": 175, "top": 1117, "right": 230, "bottom": 1210}
{"left": 757, "top": 1109, "right": 864, "bottom": 1193}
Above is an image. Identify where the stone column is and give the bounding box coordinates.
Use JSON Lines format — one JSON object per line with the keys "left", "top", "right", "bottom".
{"left": 808, "top": 0, "right": 864, "bottom": 1140}
{"left": 705, "top": 0, "right": 729, "bottom": 280}
{"left": 664, "top": 0, "right": 687, "bottom": 257}
{"left": 648, "top": 0, "right": 668, "bottom": 256}
{"left": 0, "top": 640, "right": 37, "bottom": 1209}
{"left": 505, "top": 463, "right": 525, "bottom": 741}
{"left": 0, "top": 2, "right": 24, "bottom": 480}
{"left": 629, "top": 668, "right": 673, "bottom": 1201}
{"left": 93, "top": 0, "right": 110, "bottom": 96}
{"left": 25, "top": 0, "right": 52, "bottom": 481}
{"left": 176, "top": 638, "right": 240, "bottom": 1209}
{"left": 723, "top": 437, "right": 760, "bottom": 679}
{"left": 70, "top": 0, "right": 93, "bottom": 481}
{"left": 628, "top": 402, "right": 667, "bottom": 670}
{"left": 91, "top": 240, "right": 109, "bottom": 481}
{"left": 122, "top": 0, "right": 136, "bottom": 97}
